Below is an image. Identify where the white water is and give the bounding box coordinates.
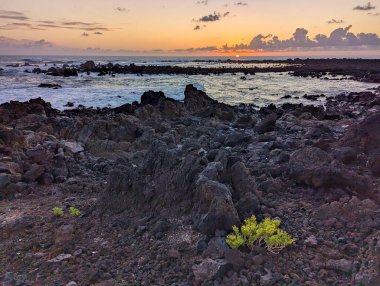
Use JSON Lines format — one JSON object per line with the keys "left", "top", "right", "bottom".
{"left": 0, "top": 56, "right": 378, "bottom": 110}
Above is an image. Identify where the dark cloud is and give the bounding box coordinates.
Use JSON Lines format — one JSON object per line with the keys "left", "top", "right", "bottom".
{"left": 368, "top": 12, "right": 380, "bottom": 15}
{"left": 196, "top": 0, "right": 209, "bottom": 5}
{"left": 195, "top": 46, "right": 218, "bottom": 51}
{"left": 62, "top": 21, "right": 101, "bottom": 26}
{"left": 37, "top": 24, "right": 64, "bottom": 29}
{"left": 37, "top": 20, "right": 55, "bottom": 24}
{"left": 235, "top": 2, "right": 248, "bottom": 6}
{"left": 172, "top": 46, "right": 218, "bottom": 52}
{"left": 116, "top": 7, "right": 128, "bottom": 12}
{"left": 0, "top": 22, "right": 45, "bottom": 30}
{"left": 81, "top": 32, "right": 89, "bottom": 37}
{"left": 0, "top": 36, "right": 167, "bottom": 55}
{"left": 32, "top": 39, "right": 53, "bottom": 47}
{"left": 353, "top": 2, "right": 376, "bottom": 10}
{"left": 0, "top": 36, "right": 53, "bottom": 48}
{"left": 36, "top": 21, "right": 110, "bottom": 31}
{"left": 0, "top": 10, "right": 29, "bottom": 21}
{"left": 194, "top": 25, "right": 201, "bottom": 30}
{"left": 328, "top": 19, "right": 344, "bottom": 24}
{"left": 197, "top": 12, "right": 221, "bottom": 22}
{"left": 79, "top": 27, "right": 110, "bottom": 31}
{"left": 0, "top": 11, "right": 111, "bottom": 32}
{"left": 94, "top": 32, "right": 103, "bottom": 35}
{"left": 224, "top": 26, "right": 380, "bottom": 51}
{"left": 194, "top": 11, "right": 229, "bottom": 22}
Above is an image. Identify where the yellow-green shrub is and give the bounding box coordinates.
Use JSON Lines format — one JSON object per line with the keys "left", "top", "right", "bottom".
{"left": 68, "top": 206, "right": 81, "bottom": 217}
{"left": 52, "top": 207, "right": 64, "bottom": 217}
{"left": 226, "top": 215, "right": 295, "bottom": 254}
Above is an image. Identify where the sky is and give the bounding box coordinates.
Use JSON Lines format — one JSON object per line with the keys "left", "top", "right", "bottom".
{"left": 0, "top": 0, "right": 380, "bottom": 56}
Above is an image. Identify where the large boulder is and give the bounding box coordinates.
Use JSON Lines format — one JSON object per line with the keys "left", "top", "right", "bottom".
{"left": 81, "top": 60, "right": 96, "bottom": 71}
{"left": 0, "top": 126, "right": 25, "bottom": 148}
{"left": 0, "top": 98, "right": 54, "bottom": 124}
{"left": 46, "top": 67, "right": 59, "bottom": 76}
{"left": 339, "top": 113, "right": 380, "bottom": 155}
{"left": 62, "top": 68, "right": 78, "bottom": 77}
{"left": 193, "top": 178, "right": 240, "bottom": 235}
{"left": 229, "top": 161, "right": 260, "bottom": 201}
{"left": 184, "top": 84, "right": 236, "bottom": 120}
{"left": 339, "top": 112, "right": 380, "bottom": 177}
{"left": 23, "top": 164, "right": 45, "bottom": 183}
{"left": 184, "top": 84, "right": 217, "bottom": 112}
{"left": 224, "top": 132, "right": 250, "bottom": 147}
{"left": 289, "top": 147, "right": 374, "bottom": 199}
{"left": 255, "top": 113, "right": 278, "bottom": 134}
{"left": 103, "top": 140, "right": 203, "bottom": 213}
{"left": 140, "top": 91, "right": 166, "bottom": 106}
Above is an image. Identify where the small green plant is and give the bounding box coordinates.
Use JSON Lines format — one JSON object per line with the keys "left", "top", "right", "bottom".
{"left": 226, "top": 215, "right": 295, "bottom": 254}
{"left": 52, "top": 207, "right": 64, "bottom": 217}
{"left": 68, "top": 206, "right": 81, "bottom": 217}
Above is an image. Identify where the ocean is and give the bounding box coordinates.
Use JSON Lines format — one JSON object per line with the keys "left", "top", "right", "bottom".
{"left": 0, "top": 55, "right": 378, "bottom": 110}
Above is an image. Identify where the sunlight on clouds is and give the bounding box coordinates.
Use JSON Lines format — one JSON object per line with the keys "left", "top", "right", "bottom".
{"left": 0, "top": 0, "right": 379, "bottom": 55}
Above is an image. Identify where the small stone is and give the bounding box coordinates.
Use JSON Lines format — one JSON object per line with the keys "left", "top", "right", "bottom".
{"left": 196, "top": 239, "right": 208, "bottom": 254}
{"left": 225, "top": 249, "right": 246, "bottom": 271}
{"left": 38, "top": 83, "right": 62, "bottom": 89}
{"left": 324, "top": 218, "right": 337, "bottom": 227}
{"left": 40, "top": 172, "right": 54, "bottom": 186}
{"left": 224, "top": 132, "right": 250, "bottom": 147}
{"left": 260, "top": 268, "right": 274, "bottom": 285}
{"left": 252, "top": 254, "right": 266, "bottom": 266}
{"left": 192, "top": 258, "right": 230, "bottom": 283}
{"left": 168, "top": 248, "right": 180, "bottom": 259}
{"left": 3, "top": 272, "right": 16, "bottom": 285}
{"left": 325, "top": 259, "right": 353, "bottom": 273}
{"left": 66, "top": 282, "right": 78, "bottom": 286}
{"left": 203, "top": 237, "right": 229, "bottom": 259}
{"left": 152, "top": 219, "right": 170, "bottom": 235}
{"left": 62, "top": 141, "right": 84, "bottom": 154}
{"left": 48, "top": 253, "right": 72, "bottom": 263}
{"left": 53, "top": 224, "right": 75, "bottom": 253}
{"left": 65, "top": 102, "right": 74, "bottom": 107}
{"left": 305, "top": 235, "right": 318, "bottom": 247}
{"left": 23, "top": 164, "right": 44, "bottom": 182}
{"left": 256, "top": 113, "right": 278, "bottom": 134}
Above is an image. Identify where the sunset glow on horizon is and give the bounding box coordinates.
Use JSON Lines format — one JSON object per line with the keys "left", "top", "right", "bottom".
{"left": 0, "top": 0, "right": 380, "bottom": 56}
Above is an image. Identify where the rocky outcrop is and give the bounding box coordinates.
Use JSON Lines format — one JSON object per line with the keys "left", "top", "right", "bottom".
{"left": 184, "top": 84, "right": 217, "bottom": 112}
{"left": 1, "top": 83, "right": 380, "bottom": 286}
{"left": 140, "top": 90, "right": 167, "bottom": 106}
{"left": 28, "top": 59, "right": 380, "bottom": 83}
{"left": 103, "top": 140, "right": 204, "bottom": 213}
{"left": 338, "top": 113, "right": 380, "bottom": 178}
{"left": 80, "top": 60, "right": 96, "bottom": 72}
{"left": 289, "top": 146, "right": 376, "bottom": 201}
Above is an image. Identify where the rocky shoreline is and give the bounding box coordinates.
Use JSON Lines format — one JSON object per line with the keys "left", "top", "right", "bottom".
{"left": 0, "top": 84, "right": 380, "bottom": 285}
{"left": 24, "top": 59, "right": 380, "bottom": 83}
